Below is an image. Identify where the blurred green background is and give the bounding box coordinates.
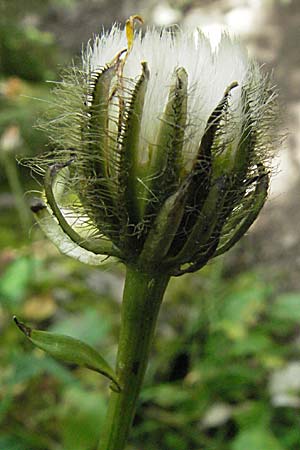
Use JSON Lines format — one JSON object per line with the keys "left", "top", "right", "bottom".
{"left": 1, "top": 0, "right": 300, "bottom": 449}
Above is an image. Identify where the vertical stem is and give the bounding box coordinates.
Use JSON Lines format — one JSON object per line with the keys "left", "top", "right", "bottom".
{"left": 98, "top": 266, "right": 170, "bottom": 450}
{"left": 2, "top": 151, "right": 31, "bottom": 234}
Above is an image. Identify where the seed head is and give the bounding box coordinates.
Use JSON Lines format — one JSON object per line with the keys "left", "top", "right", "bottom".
{"left": 30, "top": 17, "right": 278, "bottom": 276}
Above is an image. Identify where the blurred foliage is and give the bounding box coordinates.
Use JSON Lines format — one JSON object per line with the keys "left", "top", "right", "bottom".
{"left": 0, "top": 0, "right": 71, "bottom": 243}
{"left": 1, "top": 1, "right": 300, "bottom": 450}
{"left": 0, "top": 0, "right": 72, "bottom": 196}
{"left": 0, "top": 0, "right": 60, "bottom": 81}
{"left": 1, "top": 248, "right": 300, "bottom": 450}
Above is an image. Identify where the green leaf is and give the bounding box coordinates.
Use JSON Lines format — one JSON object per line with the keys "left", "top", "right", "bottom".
{"left": 217, "top": 284, "right": 267, "bottom": 339}
{"left": 164, "top": 431, "right": 188, "bottom": 450}
{"left": 0, "top": 435, "right": 26, "bottom": 450}
{"left": 270, "top": 293, "right": 300, "bottom": 322}
{"left": 230, "top": 331, "right": 272, "bottom": 356}
{"left": 0, "top": 394, "right": 13, "bottom": 424}
{"left": 141, "top": 383, "right": 190, "bottom": 408}
{"left": 0, "top": 256, "right": 37, "bottom": 306}
{"left": 49, "top": 308, "right": 111, "bottom": 346}
{"left": 232, "top": 427, "right": 283, "bottom": 450}
{"left": 0, "top": 431, "right": 49, "bottom": 450}
{"left": 14, "top": 317, "right": 120, "bottom": 392}
{"left": 233, "top": 401, "right": 270, "bottom": 430}
{"left": 8, "top": 352, "right": 75, "bottom": 386}
{"left": 60, "top": 386, "right": 106, "bottom": 450}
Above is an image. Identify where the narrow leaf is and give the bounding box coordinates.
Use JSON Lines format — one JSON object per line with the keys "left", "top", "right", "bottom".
{"left": 14, "top": 316, "right": 121, "bottom": 392}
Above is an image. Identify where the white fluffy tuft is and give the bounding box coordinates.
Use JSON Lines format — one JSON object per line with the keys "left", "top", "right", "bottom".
{"left": 84, "top": 25, "right": 262, "bottom": 165}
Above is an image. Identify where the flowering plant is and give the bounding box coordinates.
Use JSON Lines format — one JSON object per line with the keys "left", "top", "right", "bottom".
{"left": 16, "top": 16, "right": 278, "bottom": 450}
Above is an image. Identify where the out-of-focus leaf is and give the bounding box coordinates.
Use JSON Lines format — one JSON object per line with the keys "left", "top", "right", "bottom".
{"left": 0, "top": 435, "right": 25, "bottom": 450}
{"left": 0, "top": 256, "right": 38, "bottom": 305}
{"left": 233, "top": 401, "right": 270, "bottom": 429}
{"left": 165, "top": 431, "right": 188, "bottom": 450}
{"left": 141, "top": 383, "right": 190, "bottom": 408}
{"left": 0, "top": 432, "right": 50, "bottom": 450}
{"left": 270, "top": 293, "right": 300, "bottom": 322}
{"left": 22, "top": 295, "right": 57, "bottom": 321}
{"left": 232, "top": 427, "right": 283, "bottom": 450}
{"left": 60, "top": 386, "right": 106, "bottom": 450}
{"left": 0, "top": 393, "right": 13, "bottom": 424}
{"left": 7, "top": 353, "right": 44, "bottom": 386}
{"left": 216, "top": 286, "right": 267, "bottom": 339}
{"left": 230, "top": 331, "right": 272, "bottom": 356}
{"left": 49, "top": 308, "right": 111, "bottom": 346}
{"left": 7, "top": 352, "right": 75, "bottom": 387}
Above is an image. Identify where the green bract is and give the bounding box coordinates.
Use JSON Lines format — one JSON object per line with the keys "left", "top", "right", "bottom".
{"left": 30, "top": 24, "right": 277, "bottom": 276}
{"left": 20, "top": 19, "right": 281, "bottom": 450}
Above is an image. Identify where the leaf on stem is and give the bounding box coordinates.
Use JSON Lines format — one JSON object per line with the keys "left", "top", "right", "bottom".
{"left": 14, "top": 316, "right": 121, "bottom": 392}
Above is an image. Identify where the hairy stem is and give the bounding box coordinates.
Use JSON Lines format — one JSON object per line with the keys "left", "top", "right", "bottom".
{"left": 98, "top": 266, "right": 170, "bottom": 450}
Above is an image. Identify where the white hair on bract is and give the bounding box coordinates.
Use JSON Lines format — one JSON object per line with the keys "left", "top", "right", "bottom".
{"left": 29, "top": 19, "right": 278, "bottom": 275}
{"left": 84, "top": 25, "right": 263, "bottom": 168}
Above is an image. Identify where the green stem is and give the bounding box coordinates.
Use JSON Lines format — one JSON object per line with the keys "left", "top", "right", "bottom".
{"left": 2, "top": 151, "right": 31, "bottom": 234}
{"left": 98, "top": 266, "right": 170, "bottom": 450}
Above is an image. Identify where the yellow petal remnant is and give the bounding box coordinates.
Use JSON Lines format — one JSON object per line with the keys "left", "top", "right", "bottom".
{"left": 112, "top": 15, "right": 144, "bottom": 116}
{"left": 31, "top": 18, "right": 278, "bottom": 276}
{"left": 125, "top": 15, "right": 144, "bottom": 52}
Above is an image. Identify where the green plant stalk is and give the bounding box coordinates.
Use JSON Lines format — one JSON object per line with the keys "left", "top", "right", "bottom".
{"left": 2, "top": 151, "right": 31, "bottom": 233}
{"left": 98, "top": 266, "right": 170, "bottom": 450}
